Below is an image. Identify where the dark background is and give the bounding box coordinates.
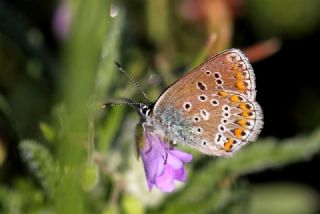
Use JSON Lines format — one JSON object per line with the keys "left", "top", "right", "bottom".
{"left": 248, "top": 29, "right": 320, "bottom": 193}
{"left": 1, "top": 0, "right": 320, "bottom": 212}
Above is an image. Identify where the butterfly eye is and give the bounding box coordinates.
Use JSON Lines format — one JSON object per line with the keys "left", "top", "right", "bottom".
{"left": 141, "top": 105, "right": 150, "bottom": 116}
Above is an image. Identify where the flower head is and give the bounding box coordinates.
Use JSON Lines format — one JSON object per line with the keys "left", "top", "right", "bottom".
{"left": 52, "top": 0, "right": 71, "bottom": 40}
{"left": 139, "top": 131, "right": 192, "bottom": 192}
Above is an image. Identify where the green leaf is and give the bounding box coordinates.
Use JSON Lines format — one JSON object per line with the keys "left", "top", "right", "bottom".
{"left": 19, "top": 140, "right": 57, "bottom": 196}
{"left": 249, "top": 183, "right": 319, "bottom": 214}
{"left": 95, "top": 8, "right": 125, "bottom": 153}
{"left": 95, "top": 7, "right": 124, "bottom": 99}
{"left": 81, "top": 163, "right": 99, "bottom": 192}
{"left": 39, "top": 122, "right": 56, "bottom": 142}
{"left": 56, "top": 0, "right": 112, "bottom": 213}
{"left": 156, "top": 128, "right": 320, "bottom": 213}
{"left": 98, "top": 107, "right": 125, "bottom": 152}
{"left": 248, "top": 0, "right": 320, "bottom": 37}
{"left": 122, "top": 194, "right": 145, "bottom": 214}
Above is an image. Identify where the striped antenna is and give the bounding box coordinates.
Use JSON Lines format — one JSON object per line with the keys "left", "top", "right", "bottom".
{"left": 102, "top": 101, "right": 142, "bottom": 109}
{"left": 102, "top": 98, "right": 144, "bottom": 110}
{"left": 114, "top": 61, "right": 150, "bottom": 102}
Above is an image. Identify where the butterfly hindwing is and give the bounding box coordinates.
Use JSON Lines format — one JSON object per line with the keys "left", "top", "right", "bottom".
{"left": 152, "top": 49, "right": 263, "bottom": 156}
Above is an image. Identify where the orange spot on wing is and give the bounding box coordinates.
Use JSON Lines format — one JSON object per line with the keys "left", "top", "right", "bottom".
{"left": 218, "top": 91, "right": 228, "bottom": 96}
{"left": 235, "top": 71, "right": 244, "bottom": 80}
{"left": 239, "top": 103, "right": 250, "bottom": 112}
{"left": 224, "top": 138, "right": 233, "bottom": 152}
{"left": 231, "top": 64, "right": 239, "bottom": 71}
{"left": 235, "top": 81, "right": 246, "bottom": 91}
{"left": 242, "top": 111, "right": 253, "bottom": 119}
{"left": 234, "top": 128, "right": 245, "bottom": 139}
{"left": 230, "top": 95, "right": 241, "bottom": 102}
{"left": 237, "top": 119, "right": 247, "bottom": 127}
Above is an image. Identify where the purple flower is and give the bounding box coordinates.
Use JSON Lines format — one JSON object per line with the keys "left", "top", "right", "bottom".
{"left": 52, "top": 0, "right": 71, "bottom": 40}
{"left": 139, "top": 131, "right": 193, "bottom": 192}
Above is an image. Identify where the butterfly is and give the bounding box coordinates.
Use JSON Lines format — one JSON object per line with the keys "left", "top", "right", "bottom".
{"left": 119, "top": 49, "right": 263, "bottom": 156}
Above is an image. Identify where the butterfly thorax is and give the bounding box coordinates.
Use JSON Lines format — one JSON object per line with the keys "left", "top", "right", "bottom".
{"left": 137, "top": 101, "right": 192, "bottom": 145}
{"left": 152, "top": 105, "right": 198, "bottom": 145}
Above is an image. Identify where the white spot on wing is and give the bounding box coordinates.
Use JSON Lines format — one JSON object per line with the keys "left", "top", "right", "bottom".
{"left": 200, "top": 109, "right": 210, "bottom": 120}
{"left": 226, "top": 52, "right": 241, "bottom": 62}
{"left": 213, "top": 72, "right": 221, "bottom": 79}
{"left": 183, "top": 102, "right": 192, "bottom": 111}
{"left": 216, "top": 79, "right": 224, "bottom": 86}
{"left": 193, "top": 116, "right": 200, "bottom": 122}
{"left": 222, "top": 105, "right": 230, "bottom": 112}
{"left": 238, "top": 62, "right": 247, "bottom": 70}
{"left": 211, "top": 99, "right": 219, "bottom": 106}
{"left": 218, "top": 125, "right": 226, "bottom": 132}
{"left": 198, "top": 95, "right": 207, "bottom": 102}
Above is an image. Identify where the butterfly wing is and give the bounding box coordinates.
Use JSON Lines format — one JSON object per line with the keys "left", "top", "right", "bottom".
{"left": 191, "top": 48, "right": 257, "bottom": 100}
{"left": 152, "top": 49, "right": 263, "bottom": 156}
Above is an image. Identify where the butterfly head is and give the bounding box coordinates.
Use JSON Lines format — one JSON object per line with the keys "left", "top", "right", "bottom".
{"left": 102, "top": 99, "right": 153, "bottom": 121}
{"left": 138, "top": 103, "right": 154, "bottom": 119}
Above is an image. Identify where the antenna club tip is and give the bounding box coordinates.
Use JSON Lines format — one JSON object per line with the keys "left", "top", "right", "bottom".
{"left": 102, "top": 103, "right": 109, "bottom": 109}
{"left": 114, "top": 61, "right": 121, "bottom": 68}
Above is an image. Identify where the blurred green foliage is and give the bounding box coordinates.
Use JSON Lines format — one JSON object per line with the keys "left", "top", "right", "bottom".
{"left": 1, "top": 0, "right": 320, "bottom": 214}
{"left": 248, "top": 0, "right": 320, "bottom": 38}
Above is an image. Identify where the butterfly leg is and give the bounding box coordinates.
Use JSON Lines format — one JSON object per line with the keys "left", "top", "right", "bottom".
{"left": 134, "top": 122, "right": 144, "bottom": 159}
{"left": 163, "top": 124, "right": 176, "bottom": 148}
{"left": 135, "top": 122, "right": 155, "bottom": 158}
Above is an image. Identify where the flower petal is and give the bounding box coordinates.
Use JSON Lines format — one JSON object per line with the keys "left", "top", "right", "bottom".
{"left": 140, "top": 133, "right": 165, "bottom": 185}
{"left": 53, "top": 0, "right": 71, "bottom": 40}
{"left": 174, "top": 167, "right": 187, "bottom": 182}
{"left": 155, "top": 165, "right": 175, "bottom": 192}
{"left": 168, "top": 150, "right": 193, "bottom": 163}
{"left": 166, "top": 153, "right": 183, "bottom": 169}
{"left": 139, "top": 130, "right": 193, "bottom": 192}
{"left": 147, "top": 180, "right": 154, "bottom": 191}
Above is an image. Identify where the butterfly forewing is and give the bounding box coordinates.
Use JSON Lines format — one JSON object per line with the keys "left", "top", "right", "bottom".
{"left": 152, "top": 49, "right": 263, "bottom": 156}
{"left": 203, "top": 49, "right": 257, "bottom": 100}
